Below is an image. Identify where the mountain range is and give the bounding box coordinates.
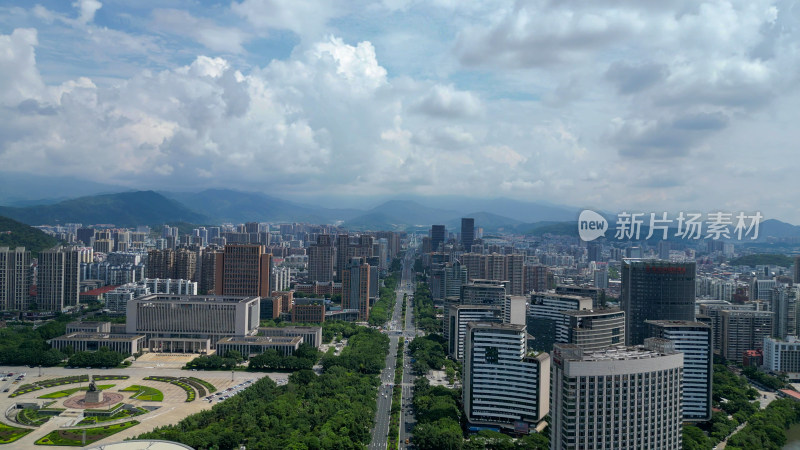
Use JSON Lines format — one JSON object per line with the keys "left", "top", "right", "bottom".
{"left": 1, "top": 188, "right": 799, "bottom": 241}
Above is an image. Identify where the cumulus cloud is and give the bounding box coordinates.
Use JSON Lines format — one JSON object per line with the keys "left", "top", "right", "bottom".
{"left": 411, "top": 84, "right": 482, "bottom": 118}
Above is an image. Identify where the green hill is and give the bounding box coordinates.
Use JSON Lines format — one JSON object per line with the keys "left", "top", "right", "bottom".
{"left": 0, "top": 215, "right": 59, "bottom": 255}
{"left": 0, "top": 191, "right": 208, "bottom": 228}
{"left": 729, "top": 254, "right": 794, "bottom": 267}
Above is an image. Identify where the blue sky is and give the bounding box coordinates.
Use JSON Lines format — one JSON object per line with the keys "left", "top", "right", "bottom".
{"left": 1, "top": 0, "right": 799, "bottom": 222}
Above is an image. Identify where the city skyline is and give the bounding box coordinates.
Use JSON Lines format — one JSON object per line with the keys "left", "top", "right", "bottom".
{"left": 1, "top": 1, "right": 799, "bottom": 222}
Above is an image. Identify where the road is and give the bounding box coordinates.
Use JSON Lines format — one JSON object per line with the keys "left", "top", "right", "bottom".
{"left": 369, "top": 250, "right": 417, "bottom": 449}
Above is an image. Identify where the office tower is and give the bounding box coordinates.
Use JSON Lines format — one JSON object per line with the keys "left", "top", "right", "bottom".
{"left": 646, "top": 320, "right": 712, "bottom": 422}
{"left": 771, "top": 286, "right": 797, "bottom": 339}
{"left": 147, "top": 249, "right": 175, "bottom": 279}
{"left": 721, "top": 310, "right": 773, "bottom": 362}
{"left": 461, "top": 218, "right": 475, "bottom": 250}
{"left": 561, "top": 308, "right": 625, "bottom": 351}
{"left": 37, "top": 247, "right": 80, "bottom": 312}
{"left": 308, "top": 234, "right": 334, "bottom": 282}
{"left": 621, "top": 259, "right": 696, "bottom": 345}
{"left": 77, "top": 227, "right": 94, "bottom": 246}
{"left": 214, "top": 244, "right": 273, "bottom": 297}
{"left": 795, "top": 256, "right": 800, "bottom": 285}
{"left": 463, "top": 322, "right": 549, "bottom": 433}
{"left": 0, "top": 247, "right": 31, "bottom": 311}
{"left": 587, "top": 243, "right": 601, "bottom": 262}
{"left": 528, "top": 293, "right": 592, "bottom": 350}
{"left": 460, "top": 280, "right": 506, "bottom": 306}
{"left": 556, "top": 285, "right": 603, "bottom": 309}
{"left": 503, "top": 295, "right": 527, "bottom": 325}
{"left": 593, "top": 267, "right": 608, "bottom": 290}
{"left": 342, "top": 257, "right": 370, "bottom": 321}
{"left": 446, "top": 304, "right": 502, "bottom": 360}
{"left": 658, "top": 241, "right": 672, "bottom": 260}
{"left": 431, "top": 261, "right": 468, "bottom": 301}
{"left": 550, "top": 341, "right": 684, "bottom": 450}
{"left": 524, "top": 265, "right": 550, "bottom": 293}
{"left": 430, "top": 225, "right": 446, "bottom": 253}
{"left": 174, "top": 248, "right": 198, "bottom": 281}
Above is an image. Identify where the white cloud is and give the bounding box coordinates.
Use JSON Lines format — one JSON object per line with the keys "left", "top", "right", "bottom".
{"left": 73, "top": 0, "right": 102, "bottom": 26}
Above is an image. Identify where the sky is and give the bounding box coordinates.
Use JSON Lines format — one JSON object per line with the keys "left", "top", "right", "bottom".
{"left": 1, "top": 1, "right": 799, "bottom": 221}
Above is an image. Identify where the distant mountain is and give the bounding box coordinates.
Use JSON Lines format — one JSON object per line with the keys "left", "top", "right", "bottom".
{"left": 0, "top": 215, "right": 59, "bottom": 255}
{"left": 163, "top": 189, "right": 361, "bottom": 223}
{"left": 364, "top": 200, "right": 458, "bottom": 225}
{"left": 0, "top": 191, "right": 207, "bottom": 227}
{"left": 0, "top": 171, "right": 127, "bottom": 206}
{"left": 758, "top": 219, "right": 800, "bottom": 239}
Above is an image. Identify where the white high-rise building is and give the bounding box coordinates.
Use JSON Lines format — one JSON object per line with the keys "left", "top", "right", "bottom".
{"left": 463, "top": 322, "right": 549, "bottom": 433}
{"left": 646, "top": 320, "right": 713, "bottom": 422}
{"left": 446, "top": 304, "right": 502, "bottom": 360}
{"left": 551, "top": 341, "right": 684, "bottom": 450}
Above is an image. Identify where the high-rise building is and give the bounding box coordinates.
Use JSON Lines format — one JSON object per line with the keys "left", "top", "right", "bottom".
{"left": 721, "top": 309, "right": 773, "bottom": 363}
{"left": 308, "top": 234, "right": 334, "bottom": 282}
{"left": 524, "top": 265, "right": 550, "bottom": 294}
{"left": 430, "top": 225, "right": 446, "bottom": 253}
{"left": 0, "top": 247, "right": 30, "bottom": 311}
{"left": 646, "top": 320, "right": 713, "bottom": 422}
{"left": 699, "top": 302, "right": 756, "bottom": 354}
{"left": 561, "top": 308, "right": 625, "bottom": 351}
{"left": 587, "top": 243, "right": 601, "bottom": 262}
{"left": 460, "top": 280, "right": 506, "bottom": 306}
{"left": 37, "top": 247, "right": 80, "bottom": 312}
{"left": 174, "top": 248, "right": 198, "bottom": 281}
{"left": 342, "top": 257, "right": 370, "bottom": 321}
{"left": 528, "top": 293, "right": 592, "bottom": 350}
{"left": 556, "top": 285, "right": 602, "bottom": 309}
{"left": 147, "top": 249, "right": 175, "bottom": 280}
{"left": 550, "top": 341, "right": 684, "bottom": 450}
{"left": 771, "top": 286, "right": 797, "bottom": 339}
{"left": 214, "top": 244, "right": 273, "bottom": 297}
{"left": 593, "top": 267, "right": 608, "bottom": 290}
{"left": 461, "top": 218, "right": 475, "bottom": 250}
{"left": 763, "top": 336, "right": 800, "bottom": 376}
{"left": 795, "top": 256, "right": 800, "bottom": 285}
{"left": 463, "top": 322, "right": 549, "bottom": 433}
{"left": 621, "top": 259, "right": 696, "bottom": 345}
{"left": 199, "top": 250, "right": 218, "bottom": 294}
{"left": 76, "top": 227, "right": 94, "bottom": 247}
{"left": 503, "top": 295, "right": 527, "bottom": 325}
{"left": 446, "top": 304, "right": 502, "bottom": 360}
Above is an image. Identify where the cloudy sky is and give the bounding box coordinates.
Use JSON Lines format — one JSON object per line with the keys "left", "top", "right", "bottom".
{"left": 1, "top": 0, "right": 799, "bottom": 221}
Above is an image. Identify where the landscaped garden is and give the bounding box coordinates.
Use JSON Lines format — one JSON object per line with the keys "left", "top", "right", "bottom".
{"left": 77, "top": 407, "right": 148, "bottom": 426}
{"left": 16, "top": 409, "right": 53, "bottom": 427}
{"left": 143, "top": 377, "right": 197, "bottom": 402}
{"left": 121, "top": 385, "right": 164, "bottom": 401}
{"left": 10, "top": 375, "right": 129, "bottom": 398}
{"left": 34, "top": 420, "right": 139, "bottom": 446}
{"left": 0, "top": 422, "right": 33, "bottom": 444}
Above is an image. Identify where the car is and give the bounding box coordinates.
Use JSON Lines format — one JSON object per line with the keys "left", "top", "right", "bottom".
{"left": 2, "top": 388, "right": 7, "bottom": 392}
{"left": 215, "top": 392, "right": 222, "bottom": 395}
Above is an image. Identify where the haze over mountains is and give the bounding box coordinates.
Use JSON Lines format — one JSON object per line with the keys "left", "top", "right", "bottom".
{"left": 1, "top": 185, "right": 799, "bottom": 240}
{"left": 0, "top": 187, "right": 576, "bottom": 231}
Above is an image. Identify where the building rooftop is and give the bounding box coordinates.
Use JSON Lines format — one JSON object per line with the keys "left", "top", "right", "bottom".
{"left": 133, "top": 294, "right": 258, "bottom": 304}
{"left": 466, "top": 322, "right": 525, "bottom": 332}
{"left": 563, "top": 308, "right": 622, "bottom": 317}
{"left": 218, "top": 335, "right": 302, "bottom": 345}
{"left": 557, "top": 343, "right": 677, "bottom": 362}
{"left": 645, "top": 320, "right": 711, "bottom": 329}
{"left": 53, "top": 333, "right": 145, "bottom": 342}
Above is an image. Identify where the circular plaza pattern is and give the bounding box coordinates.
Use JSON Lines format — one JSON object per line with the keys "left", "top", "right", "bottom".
{"left": 63, "top": 392, "right": 124, "bottom": 409}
